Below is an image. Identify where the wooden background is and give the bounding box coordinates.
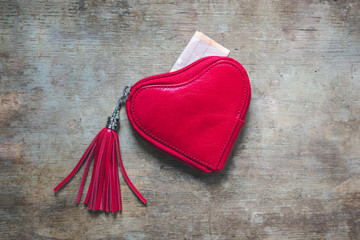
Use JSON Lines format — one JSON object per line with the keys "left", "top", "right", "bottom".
{"left": 1, "top": 0, "right": 359, "bottom": 239}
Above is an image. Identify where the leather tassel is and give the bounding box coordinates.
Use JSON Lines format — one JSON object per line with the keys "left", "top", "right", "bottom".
{"left": 54, "top": 86, "right": 146, "bottom": 212}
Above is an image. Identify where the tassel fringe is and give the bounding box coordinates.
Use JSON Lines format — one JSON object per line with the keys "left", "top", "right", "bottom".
{"left": 54, "top": 128, "right": 146, "bottom": 213}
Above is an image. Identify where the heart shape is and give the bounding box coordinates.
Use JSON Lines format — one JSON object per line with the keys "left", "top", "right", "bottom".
{"left": 126, "top": 56, "right": 251, "bottom": 172}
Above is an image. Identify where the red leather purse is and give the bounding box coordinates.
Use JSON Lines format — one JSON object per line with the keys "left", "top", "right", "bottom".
{"left": 54, "top": 56, "right": 251, "bottom": 212}
{"left": 126, "top": 56, "right": 251, "bottom": 172}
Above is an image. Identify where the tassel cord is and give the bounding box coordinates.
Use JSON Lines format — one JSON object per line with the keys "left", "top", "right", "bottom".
{"left": 53, "top": 130, "right": 101, "bottom": 193}
{"left": 113, "top": 131, "right": 147, "bottom": 205}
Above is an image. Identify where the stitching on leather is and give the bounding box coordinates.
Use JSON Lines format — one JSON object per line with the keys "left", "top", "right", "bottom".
{"left": 131, "top": 62, "right": 246, "bottom": 169}
{"left": 132, "top": 56, "right": 216, "bottom": 90}
{"left": 215, "top": 64, "right": 247, "bottom": 169}
{"left": 131, "top": 62, "right": 247, "bottom": 170}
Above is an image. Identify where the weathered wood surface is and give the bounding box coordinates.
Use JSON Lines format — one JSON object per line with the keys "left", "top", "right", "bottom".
{"left": 1, "top": 0, "right": 359, "bottom": 239}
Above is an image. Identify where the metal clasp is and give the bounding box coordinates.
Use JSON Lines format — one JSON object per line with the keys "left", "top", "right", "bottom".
{"left": 111, "top": 85, "right": 131, "bottom": 118}
{"left": 119, "top": 85, "right": 131, "bottom": 106}
{"left": 106, "top": 116, "right": 119, "bottom": 131}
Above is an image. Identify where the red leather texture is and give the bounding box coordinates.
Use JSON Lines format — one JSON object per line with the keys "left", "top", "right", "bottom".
{"left": 126, "top": 56, "right": 251, "bottom": 172}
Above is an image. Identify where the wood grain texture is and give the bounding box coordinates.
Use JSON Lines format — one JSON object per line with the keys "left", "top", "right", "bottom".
{"left": 0, "top": 0, "right": 359, "bottom": 239}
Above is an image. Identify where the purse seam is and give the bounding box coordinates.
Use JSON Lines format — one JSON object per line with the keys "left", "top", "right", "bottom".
{"left": 215, "top": 64, "right": 248, "bottom": 169}
{"left": 131, "top": 62, "right": 247, "bottom": 170}
{"left": 131, "top": 56, "right": 216, "bottom": 90}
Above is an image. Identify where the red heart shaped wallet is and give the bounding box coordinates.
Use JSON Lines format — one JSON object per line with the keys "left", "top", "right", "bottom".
{"left": 54, "top": 56, "right": 251, "bottom": 212}
{"left": 126, "top": 56, "right": 251, "bottom": 173}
